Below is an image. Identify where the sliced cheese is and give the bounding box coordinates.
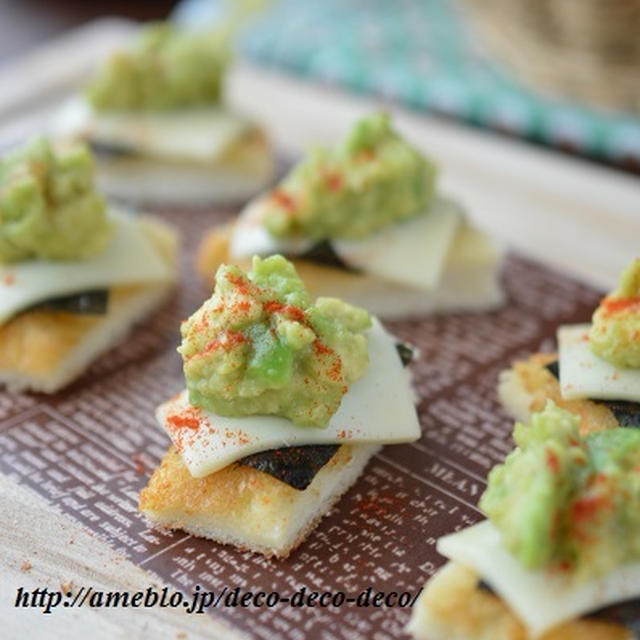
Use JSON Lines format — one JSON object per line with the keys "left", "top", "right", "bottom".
{"left": 51, "top": 96, "right": 252, "bottom": 163}
{"left": 0, "top": 208, "right": 175, "bottom": 324}
{"left": 229, "top": 197, "right": 313, "bottom": 259}
{"left": 438, "top": 520, "right": 640, "bottom": 638}
{"left": 157, "top": 318, "right": 420, "bottom": 477}
{"left": 558, "top": 324, "right": 640, "bottom": 402}
{"left": 283, "top": 224, "right": 503, "bottom": 319}
{"left": 332, "top": 198, "right": 462, "bottom": 290}
{"left": 229, "top": 196, "right": 464, "bottom": 291}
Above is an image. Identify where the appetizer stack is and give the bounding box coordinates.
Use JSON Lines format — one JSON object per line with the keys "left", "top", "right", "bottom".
{"left": 197, "top": 113, "right": 503, "bottom": 318}
{"left": 139, "top": 255, "right": 420, "bottom": 557}
{"left": 52, "top": 23, "right": 274, "bottom": 205}
{"left": 410, "top": 259, "right": 640, "bottom": 639}
{"left": 0, "top": 138, "right": 177, "bottom": 392}
{"left": 409, "top": 402, "right": 640, "bottom": 639}
{"left": 499, "top": 259, "right": 640, "bottom": 431}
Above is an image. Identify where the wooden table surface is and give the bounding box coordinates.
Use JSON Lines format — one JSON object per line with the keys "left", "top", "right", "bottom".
{"left": 0, "top": 16, "right": 639, "bottom": 640}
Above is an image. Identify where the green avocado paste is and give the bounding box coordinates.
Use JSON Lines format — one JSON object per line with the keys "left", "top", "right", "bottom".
{"left": 86, "top": 23, "right": 228, "bottom": 111}
{"left": 0, "top": 138, "right": 111, "bottom": 263}
{"left": 261, "top": 113, "right": 437, "bottom": 240}
{"left": 480, "top": 402, "right": 640, "bottom": 579}
{"left": 589, "top": 258, "right": 640, "bottom": 368}
{"left": 179, "top": 255, "right": 371, "bottom": 427}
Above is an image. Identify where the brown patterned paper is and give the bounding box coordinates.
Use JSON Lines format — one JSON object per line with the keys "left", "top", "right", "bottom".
{"left": 0, "top": 205, "right": 603, "bottom": 640}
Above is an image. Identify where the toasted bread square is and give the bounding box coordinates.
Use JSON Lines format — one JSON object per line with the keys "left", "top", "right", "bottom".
{"left": 140, "top": 443, "right": 379, "bottom": 558}
{"left": 0, "top": 217, "right": 177, "bottom": 393}
{"left": 498, "top": 354, "right": 619, "bottom": 434}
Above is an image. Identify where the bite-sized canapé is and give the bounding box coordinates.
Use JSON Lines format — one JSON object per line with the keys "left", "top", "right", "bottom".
{"left": 408, "top": 402, "right": 640, "bottom": 640}
{"left": 499, "top": 259, "right": 640, "bottom": 431}
{"left": 51, "top": 22, "right": 274, "bottom": 204}
{"left": 139, "top": 255, "right": 420, "bottom": 557}
{"left": 197, "top": 113, "right": 503, "bottom": 318}
{"left": 0, "top": 138, "right": 177, "bottom": 392}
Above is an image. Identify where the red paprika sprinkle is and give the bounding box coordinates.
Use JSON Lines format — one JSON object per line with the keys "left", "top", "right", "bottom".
{"left": 313, "top": 339, "right": 333, "bottom": 356}
{"left": 324, "top": 171, "right": 343, "bottom": 191}
{"left": 166, "top": 407, "right": 201, "bottom": 430}
{"left": 326, "top": 358, "right": 343, "bottom": 382}
{"left": 226, "top": 274, "right": 253, "bottom": 295}
{"left": 601, "top": 296, "right": 640, "bottom": 315}
{"left": 546, "top": 449, "right": 560, "bottom": 475}
{"left": 199, "top": 330, "right": 246, "bottom": 357}
{"left": 271, "top": 189, "right": 296, "bottom": 212}
{"left": 571, "top": 494, "right": 611, "bottom": 523}
{"left": 264, "top": 300, "right": 306, "bottom": 323}
{"left": 131, "top": 454, "right": 146, "bottom": 475}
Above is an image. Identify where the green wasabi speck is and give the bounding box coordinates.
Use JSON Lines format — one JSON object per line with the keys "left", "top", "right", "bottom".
{"left": 179, "top": 255, "right": 371, "bottom": 427}
{"left": 589, "top": 258, "right": 640, "bottom": 368}
{"left": 86, "top": 23, "right": 229, "bottom": 111}
{"left": 480, "top": 402, "right": 640, "bottom": 579}
{"left": 261, "top": 113, "right": 437, "bottom": 240}
{"left": 0, "top": 138, "right": 111, "bottom": 263}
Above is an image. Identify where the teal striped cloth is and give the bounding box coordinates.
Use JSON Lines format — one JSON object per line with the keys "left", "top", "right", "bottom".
{"left": 175, "top": 0, "right": 640, "bottom": 169}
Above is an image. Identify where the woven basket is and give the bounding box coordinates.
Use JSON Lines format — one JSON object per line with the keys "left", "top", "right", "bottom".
{"left": 461, "top": 0, "right": 640, "bottom": 113}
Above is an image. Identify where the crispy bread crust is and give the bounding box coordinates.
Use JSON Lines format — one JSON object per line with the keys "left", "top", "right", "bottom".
{"left": 140, "top": 444, "right": 379, "bottom": 558}
{"left": 0, "top": 217, "right": 177, "bottom": 392}
{"left": 0, "top": 285, "right": 149, "bottom": 378}
{"left": 498, "top": 354, "right": 619, "bottom": 435}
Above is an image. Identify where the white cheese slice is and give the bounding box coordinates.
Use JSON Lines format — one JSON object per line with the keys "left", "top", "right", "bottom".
{"left": 51, "top": 96, "right": 251, "bottom": 163}
{"left": 332, "top": 198, "right": 462, "bottom": 291}
{"left": 438, "top": 520, "right": 640, "bottom": 638}
{"left": 558, "top": 323, "right": 640, "bottom": 402}
{"left": 0, "top": 208, "right": 174, "bottom": 324}
{"left": 229, "top": 196, "right": 462, "bottom": 291}
{"left": 229, "top": 197, "right": 313, "bottom": 259}
{"left": 157, "top": 318, "right": 420, "bottom": 477}
{"left": 263, "top": 223, "right": 503, "bottom": 319}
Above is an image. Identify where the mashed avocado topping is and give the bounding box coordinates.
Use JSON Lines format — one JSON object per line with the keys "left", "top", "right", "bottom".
{"left": 0, "top": 138, "right": 111, "bottom": 263}
{"left": 480, "top": 402, "right": 640, "bottom": 579}
{"left": 179, "top": 255, "right": 371, "bottom": 427}
{"left": 261, "top": 113, "right": 437, "bottom": 240}
{"left": 589, "top": 258, "right": 640, "bottom": 368}
{"left": 86, "top": 23, "right": 228, "bottom": 111}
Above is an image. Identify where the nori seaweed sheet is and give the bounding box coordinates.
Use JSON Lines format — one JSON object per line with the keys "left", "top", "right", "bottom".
{"left": 295, "top": 240, "right": 359, "bottom": 272}
{"left": 545, "top": 360, "right": 640, "bottom": 427}
{"left": 395, "top": 341, "right": 415, "bottom": 367}
{"left": 28, "top": 289, "right": 109, "bottom": 315}
{"left": 240, "top": 445, "right": 340, "bottom": 491}
{"left": 545, "top": 360, "right": 560, "bottom": 379}
{"left": 590, "top": 601, "right": 640, "bottom": 633}
{"left": 478, "top": 580, "right": 639, "bottom": 630}
{"left": 237, "top": 342, "right": 416, "bottom": 490}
